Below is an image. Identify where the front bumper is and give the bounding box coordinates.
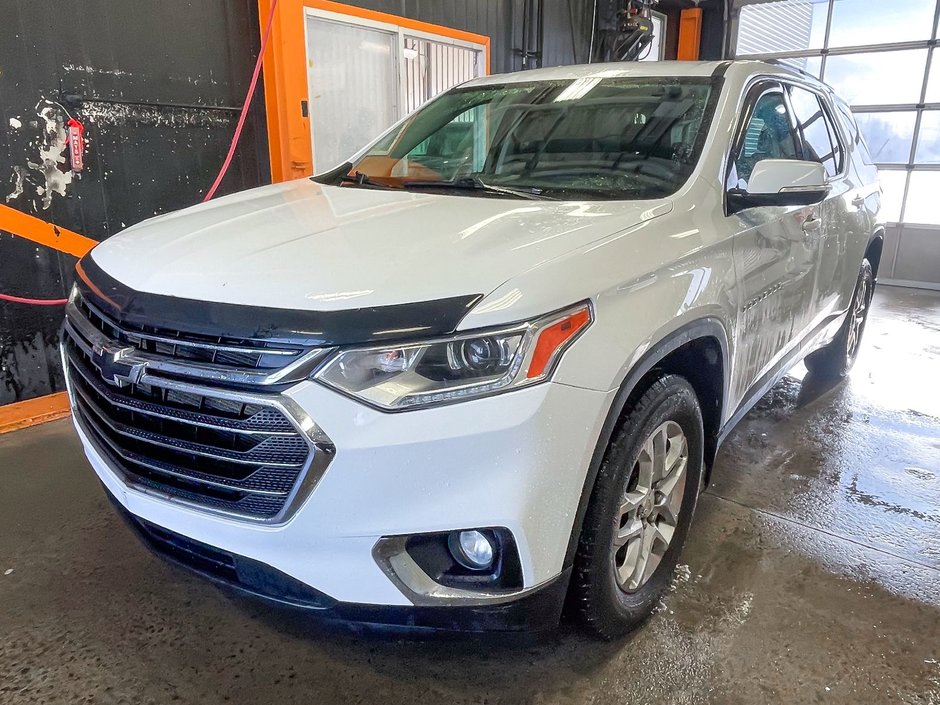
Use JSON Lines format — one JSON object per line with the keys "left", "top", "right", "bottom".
{"left": 109, "top": 489, "right": 572, "bottom": 633}
{"left": 74, "top": 377, "right": 612, "bottom": 628}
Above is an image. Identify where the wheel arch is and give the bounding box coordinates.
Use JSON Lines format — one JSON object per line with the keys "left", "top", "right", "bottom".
{"left": 562, "top": 317, "right": 730, "bottom": 570}
{"left": 865, "top": 227, "right": 885, "bottom": 279}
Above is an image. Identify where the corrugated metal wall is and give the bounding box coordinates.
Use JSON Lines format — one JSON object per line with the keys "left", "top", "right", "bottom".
{"left": 403, "top": 36, "right": 482, "bottom": 114}
{"left": 0, "top": 0, "right": 270, "bottom": 406}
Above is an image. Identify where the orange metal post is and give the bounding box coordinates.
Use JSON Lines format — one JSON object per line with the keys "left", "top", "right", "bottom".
{"left": 677, "top": 8, "right": 703, "bottom": 61}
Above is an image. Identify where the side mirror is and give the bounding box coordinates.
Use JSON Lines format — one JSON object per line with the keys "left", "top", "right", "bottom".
{"left": 728, "top": 159, "right": 830, "bottom": 213}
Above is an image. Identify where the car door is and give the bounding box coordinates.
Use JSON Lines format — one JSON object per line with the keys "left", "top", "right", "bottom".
{"left": 726, "top": 81, "right": 819, "bottom": 410}
{"left": 832, "top": 93, "right": 882, "bottom": 256}
{"left": 786, "top": 83, "right": 856, "bottom": 328}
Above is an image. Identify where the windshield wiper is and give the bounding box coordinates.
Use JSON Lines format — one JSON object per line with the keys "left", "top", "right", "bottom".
{"left": 401, "top": 177, "right": 555, "bottom": 201}
{"left": 339, "top": 171, "right": 394, "bottom": 189}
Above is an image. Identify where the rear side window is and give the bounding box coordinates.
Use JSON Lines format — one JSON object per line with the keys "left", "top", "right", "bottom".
{"left": 788, "top": 86, "right": 844, "bottom": 177}
{"left": 730, "top": 90, "right": 799, "bottom": 189}
{"left": 833, "top": 95, "right": 876, "bottom": 165}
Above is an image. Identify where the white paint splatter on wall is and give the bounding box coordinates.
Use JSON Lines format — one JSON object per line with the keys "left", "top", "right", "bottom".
{"left": 5, "top": 166, "right": 26, "bottom": 203}
{"left": 81, "top": 100, "right": 231, "bottom": 129}
{"left": 26, "top": 100, "right": 73, "bottom": 210}
{"left": 8, "top": 117, "right": 22, "bottom": 130}
{"left": 62, "top": 63, "right": 129, "bottom": 77}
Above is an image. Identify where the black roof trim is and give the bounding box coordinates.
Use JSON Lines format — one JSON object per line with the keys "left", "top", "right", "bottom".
{"left": 711, "top": 60, "right": 733, "bottom": 79}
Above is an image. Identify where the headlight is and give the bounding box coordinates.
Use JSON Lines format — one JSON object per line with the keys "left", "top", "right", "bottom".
{"left": 315, "top": 302, "right": 592, "bottom": 410}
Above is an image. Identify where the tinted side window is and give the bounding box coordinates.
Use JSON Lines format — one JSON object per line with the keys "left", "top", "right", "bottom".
{"left": 789, "top": 86, "right": 843, "bottom": 177}
{"left": 833, "top": 95, "right": 875, "bottom": 165}
{"left": 731, "top": 91, "right": 799, "bottom": 189}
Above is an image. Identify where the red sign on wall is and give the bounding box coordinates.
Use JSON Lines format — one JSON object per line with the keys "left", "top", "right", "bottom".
{"left": 67, "top": 118, "right": 85, "bottom": 172}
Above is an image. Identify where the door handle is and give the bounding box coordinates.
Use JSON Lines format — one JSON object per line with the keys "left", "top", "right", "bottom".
{"left": 802, "top": 216, "right": 823, "bottom": 235}
{"left": 852, "top": 195, "right": 866, "bottom": 208}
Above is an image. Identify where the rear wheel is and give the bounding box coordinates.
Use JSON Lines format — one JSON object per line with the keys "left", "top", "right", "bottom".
{"left": 805, "top": 258, "right": 874, "bottom": 379}
{"left": 571, "top": 375, "right": 704, "bottom": 640}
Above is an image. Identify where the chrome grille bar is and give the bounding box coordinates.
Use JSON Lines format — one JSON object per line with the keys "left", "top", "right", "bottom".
{"left": 67, "top": 350, "right": 297, "bottom": 436}
{"left": 68, "top": 294, "right": 332, "bottom": 387}
{"left": 75, "top": 408, "right": 290, "bottom": 498}
{"left": 71, "top": 381, "right": 307, "bottom": 468}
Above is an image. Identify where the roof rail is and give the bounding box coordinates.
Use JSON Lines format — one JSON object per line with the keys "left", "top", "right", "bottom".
{"left": 763, "top": 58, "right": 818, "bottom": 80}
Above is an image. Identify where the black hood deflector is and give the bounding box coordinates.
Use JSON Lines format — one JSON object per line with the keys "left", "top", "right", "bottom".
{"left": 76, "top": 256, "right": 483, "bottom": 346}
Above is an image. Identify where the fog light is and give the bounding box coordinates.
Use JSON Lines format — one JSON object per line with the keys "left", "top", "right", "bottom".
{"left": 449, "top": 530, "right": 495, "bottom": 570}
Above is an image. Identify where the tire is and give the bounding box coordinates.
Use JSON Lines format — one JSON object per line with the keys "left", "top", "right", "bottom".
{"left": 571, "top": 374, "right": 704, "bottom": 640}
{"left": 804, "top": 258, "right": 874, "bottom": 379}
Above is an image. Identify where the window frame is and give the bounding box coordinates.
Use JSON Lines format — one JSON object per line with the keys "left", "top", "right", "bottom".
{"left": 782, "top": 81, "right": 848, "bottom": 180}
{"left": 723, "top": 78, "right": 803, "bottom": 215}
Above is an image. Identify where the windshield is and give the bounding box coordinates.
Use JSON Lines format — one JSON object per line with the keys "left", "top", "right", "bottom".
{"left": 322, "top": 76, "right": 719, "bottom": 200}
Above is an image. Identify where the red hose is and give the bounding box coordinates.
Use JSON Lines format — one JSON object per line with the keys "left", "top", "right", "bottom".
{"left": 203, "top": 0, "right": 279, "bottom": 202}
{"left": 0, "top": 293, "right": 68, "bottom": 306}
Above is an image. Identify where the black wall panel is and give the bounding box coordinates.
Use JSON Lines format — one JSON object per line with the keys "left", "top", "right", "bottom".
{"left": 0, "top": 0, "right": 269, "bottom": 406}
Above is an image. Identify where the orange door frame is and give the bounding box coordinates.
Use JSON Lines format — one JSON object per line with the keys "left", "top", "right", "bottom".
{"left": 677, "top": 7, "right": 703, "bottom": 61}
{"left": 258, "top": 0, "right": 490, "bottom": 183}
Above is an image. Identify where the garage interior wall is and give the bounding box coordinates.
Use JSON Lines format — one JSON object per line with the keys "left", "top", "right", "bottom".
{"left": 730, "top": 0, "right": 940, "bottom": 290}
{"left": 0, "top": 0, "right": 271, "bottom": 412}
{"left": 0, "top": 0, "right": 593, "bottom": 416}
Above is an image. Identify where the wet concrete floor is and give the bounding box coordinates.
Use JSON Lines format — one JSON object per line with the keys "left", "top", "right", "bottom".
{"left": 1, "top": 285, "right": 938, "bottom": 704}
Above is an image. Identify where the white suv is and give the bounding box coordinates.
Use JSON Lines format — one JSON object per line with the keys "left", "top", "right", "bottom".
{"left": 62, "top": 60, "right": 882, "bottom": 637}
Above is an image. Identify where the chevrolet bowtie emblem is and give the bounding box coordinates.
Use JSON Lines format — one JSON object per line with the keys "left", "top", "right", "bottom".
{"left": 91, "top": 342, "right": 147, "bottom": 387}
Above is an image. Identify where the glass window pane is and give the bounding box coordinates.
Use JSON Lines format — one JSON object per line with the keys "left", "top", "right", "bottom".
{"left": 834, "top": 97, "right": 875, "bottom": 163}
{"left": 823, "top": 50, "right": 928, "bottom": 106}
{"left": 915, "top": 111, "right": 940, "bottom": 163}
{"left": 853, "top": 111, "right": 916, "bottom": 164}
{"left": 306, "top": 18, "right": 399, "bottom": 172}
{"left": 904, "top": 171, "right": 940, "bottom": 225}
{"left": 829, "top": 0, "right": 936, "bottom": 48}
{"left": 877, "top": 170, "right": 907, "bottom": 223}
{"left": 732, "top": 92, "right": 799, "bottom": 189}
{"left": 789, "top": 86, "right": 841, "bottom": 176}
{"left": 924, "top": 53, "right": 940, "bottom": 103}
{"left": 736, "top": 0, "right": 829, "bottom": 55}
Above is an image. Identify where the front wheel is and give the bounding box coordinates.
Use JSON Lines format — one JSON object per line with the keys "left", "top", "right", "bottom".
{"left": 805, "top": 258, "right": 874, "bottom": 379}
{"left": 571, "top": 374, "right": 704, "bottom": 640}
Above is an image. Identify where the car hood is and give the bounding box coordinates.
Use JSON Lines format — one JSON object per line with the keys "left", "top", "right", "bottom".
{"left": 90, "top": 179, "right": 672, "bottom": 312}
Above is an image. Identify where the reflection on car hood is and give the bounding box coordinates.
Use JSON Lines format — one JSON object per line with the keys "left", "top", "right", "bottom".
{"left": 90, "top": 179, "right": 672, "bottom": 312}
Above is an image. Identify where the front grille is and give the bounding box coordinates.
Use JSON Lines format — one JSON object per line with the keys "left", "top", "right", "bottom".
{"left": 63, "top": 295, "right": 332, "bottom": 521}
{"left": 76, "top": 292, "right": 308, "bottom": 372}
{"left": 70, "top": 290, "right": 329, "bottom": 387}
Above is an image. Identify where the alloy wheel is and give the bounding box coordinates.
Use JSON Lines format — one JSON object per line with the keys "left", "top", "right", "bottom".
{"left": 612, "top": 420, "right": 689, "bottom": 593}
{"left": 846, "top": 273, "right": 870, "bottom": 363}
